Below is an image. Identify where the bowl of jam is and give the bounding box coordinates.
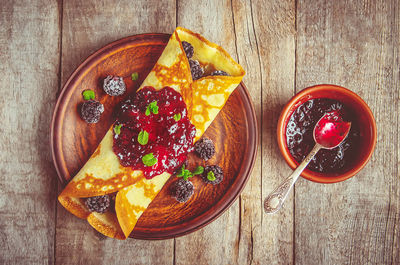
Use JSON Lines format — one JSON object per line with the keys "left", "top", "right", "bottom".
{"left": 277, "top": 84, "right": 377, "bottom": 183}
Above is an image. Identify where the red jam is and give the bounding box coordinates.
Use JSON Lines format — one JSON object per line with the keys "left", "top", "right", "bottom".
{"left": 113, "top": 86, "right": 196, "bottom": 178}
{"left": 314, "top": 110, "right": 351, "bottom": 148}
{"left": 286, "top": 98, "right": 360, "bottom": 173}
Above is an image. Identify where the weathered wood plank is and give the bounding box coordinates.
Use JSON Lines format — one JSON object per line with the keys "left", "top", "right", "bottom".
{"left": 235, "top": 0, "right": 296, "bottom": 264}
{"left": 60, "top": 0, "right": 177, "bottom": 86}
{"left": 174, "top": 1, "right": 241, "bottom": 264}
{"left": 55, "top": 1, "right": 176, "bottom": 264}
{"left": 230, "top": 1, "right": 264, "bottom": 263}
{"left": 295, "top": 0, "right": 400, "bottom": 264}
{"left": 0, "top": 0, "right": 60, "bottom": 264}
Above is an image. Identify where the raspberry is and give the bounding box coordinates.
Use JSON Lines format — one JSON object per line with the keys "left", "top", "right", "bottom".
{"left": 189, "top": 59, "right": 204, "bottom": 80}
{"left": 103, "top": 75, "right": 126, "bottom": 96}
{"left": 194, "top": 137, "right": 215, "bottom": 161}
{"left": 211, "top": 70, "right": 229, "bottom": 76}
{"left": 85, "top": 195, "right": 110, "bottom": 213}
{"left": 80, "top": 100, "right": 104, "bottom": 123}
{"left": 202, "top": 165, "right": 223, "bottom": 185}
{"left": 182, "top": 41, "right": 194, "bottom": 58}
{"left": 170, "top": 179, "right": 194, "bottom": 203}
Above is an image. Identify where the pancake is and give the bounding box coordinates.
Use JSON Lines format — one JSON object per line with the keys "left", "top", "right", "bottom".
{"left": 58, "top": 27, "right": 245, "bottom": 239}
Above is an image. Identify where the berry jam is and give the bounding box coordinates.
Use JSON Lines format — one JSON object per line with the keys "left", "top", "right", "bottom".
{"left": 286, "top": 98, "right": 360, "bottom": 173}
{"left": 313, "top": 110, "right": 351, "bottom": 148}
{"left": 113, "top": 86, "right": 196, "bottom": 178}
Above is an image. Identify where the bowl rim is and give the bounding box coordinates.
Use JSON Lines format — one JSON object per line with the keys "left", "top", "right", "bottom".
{"left": 277, "top": 84, "right": 377, "bottom": 183}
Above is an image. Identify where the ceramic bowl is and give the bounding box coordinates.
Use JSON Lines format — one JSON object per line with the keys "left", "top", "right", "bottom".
{"left": 277, "top": 84, "right": 377, "bottom": 183}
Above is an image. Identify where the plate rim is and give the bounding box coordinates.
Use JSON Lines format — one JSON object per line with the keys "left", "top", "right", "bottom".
{"left": 50, "top": 33, "right": 258, "bottom": 240}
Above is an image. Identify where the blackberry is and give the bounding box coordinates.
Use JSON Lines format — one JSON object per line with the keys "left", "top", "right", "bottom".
{"left": 189, "top": 59, "right": 204, "bottom": 80}
{"left": 202, "top": 165, "right": 223, "bottom": 185}
{"left": 85, "top": 195, "right": 110, "bottom": 213}
{"left": 194, "top": 137, "right": 215, "bottom": 161}
{"left": 103, "top": 75, "right": 126, "bottom": 96}
{"left": 170, "top": 179, "right": 194, "bottom": 203}
{"left": 182, "top": 41, "right": 194, "bottom": 58}
{"left": 211, "top": 70, "right": 229, "bottom": 76}
{"left": 80, "top": 100, "right": 104, "bottom": 123}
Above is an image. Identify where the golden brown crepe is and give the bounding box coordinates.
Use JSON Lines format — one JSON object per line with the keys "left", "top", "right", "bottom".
{"left": 58, "top": 27, "right": 245, "bottom": 239}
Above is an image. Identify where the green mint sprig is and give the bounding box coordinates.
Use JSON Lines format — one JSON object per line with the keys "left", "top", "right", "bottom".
{"left": 145, "top": 101, "right": 159, "bottom": 116}
{"left": 173, "top": 113, "right": 181, "bottom": 121}
{"left": 193, "top": 166, "right": 204, "bottom": 175}
{"left": 176, "top": 165, "right": 204, "bottom": 181}
{"left": 131, "top": 72, "right": 139, "bottom": 81}
{"left": 138, "top": 130, "right": 149, "bottom": 145}
{"left": 82, "top": 89, "right": 95, "bottom": 100}
{"left": 142, "top": 153, "right": 157, "bottom": 167}
{"left": 114, "top": 124, "right": 122, "bottom": 135}
{"left": 207, "top": 171, "right": 216, "bottom": 181}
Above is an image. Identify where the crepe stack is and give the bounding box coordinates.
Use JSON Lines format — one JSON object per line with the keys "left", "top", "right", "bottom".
{"left": 58, "top": 27, "right": 245, "bottom": 239}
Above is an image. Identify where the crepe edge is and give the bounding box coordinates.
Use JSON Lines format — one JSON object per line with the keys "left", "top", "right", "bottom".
{"left": 58, "top": 194, "right": 126, "bottom": 240}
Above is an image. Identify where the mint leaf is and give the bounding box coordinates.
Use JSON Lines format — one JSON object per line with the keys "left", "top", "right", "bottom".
{"left": 149, "top": 101, "right": 158, "bottom": 114}
{"left": 114, "top": 124, "right": 122, "bottom": 135}
{"left": 142, "top": 153, "right": 157, "bottom": 166}
{"left": 207, "top": 171, "right": 216, "bottom": 181}
{"left": 145, "top": 101, "right": 158, "bottom": 116}
{"left": 176, "top": 165, "right": 185, "bottom": 177}
{"left": 192, "top": 166, "right": 204, "bottom": 175}
{"left": 173, "top": 113, "right": 181, "bottom": 121}
{"left": 137, "top": 130, "right": 149, "bottom": 145}
{"left": 131, "top": 72, "right": 139, "bottom": 81}
{"left": 152, "top": 105, "right": 159, "bottom": 114}
{"left": 176, "top": 164, "right": 194, "bottom": 180}
{"left": 183, "top": 170, "right": 192, "bottom": 181}
{"left": 82, "top": 89, "right": 95, "bottom": 100}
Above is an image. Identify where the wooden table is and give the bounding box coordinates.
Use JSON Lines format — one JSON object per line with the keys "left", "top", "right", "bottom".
{"left": 1, "top": 0, "right": 399, "bottom": 264}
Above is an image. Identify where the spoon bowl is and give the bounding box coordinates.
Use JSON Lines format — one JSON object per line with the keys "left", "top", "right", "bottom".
{"left": 313, "top": 110, "right": 351, "bottom": 149}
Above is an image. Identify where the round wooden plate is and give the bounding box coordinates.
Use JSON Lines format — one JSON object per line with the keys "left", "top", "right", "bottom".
{"left": 51, "top": 33, "right": 258, "bottom": 239}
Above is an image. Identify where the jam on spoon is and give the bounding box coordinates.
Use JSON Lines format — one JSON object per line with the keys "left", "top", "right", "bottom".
{"left": 313, "top": 110, "right": 351, "bottom": 149}
{"left": 264, "top": 110, "right": 352, "bottom": 214}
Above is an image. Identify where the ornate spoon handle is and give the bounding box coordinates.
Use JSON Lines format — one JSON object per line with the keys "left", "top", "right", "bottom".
{"left": 264, "top": 143, "right": 322, "bottom": 214}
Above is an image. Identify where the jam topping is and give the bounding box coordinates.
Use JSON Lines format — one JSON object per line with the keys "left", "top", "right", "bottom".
{"left": 286, "top": 98, "right": 360, "bottom": 173}
{"left": 113, "top": 86, "right": 196, "bottom": 178}
{"left": 313, "top": 110, "right": 351, "bottom": 148}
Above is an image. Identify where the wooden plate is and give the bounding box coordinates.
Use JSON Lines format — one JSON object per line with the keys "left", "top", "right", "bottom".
{"left": 51, "top": 33, "right": 258, "bottom": 239}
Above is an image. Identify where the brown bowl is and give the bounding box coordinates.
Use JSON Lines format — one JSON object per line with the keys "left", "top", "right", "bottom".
{"left": 277, "top": 84, "right": 377, "bottom": 183}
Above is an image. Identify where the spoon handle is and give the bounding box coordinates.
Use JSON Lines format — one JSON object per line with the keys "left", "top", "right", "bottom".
{"left": 264, "top": 143, "right": 322, "bottom": 214}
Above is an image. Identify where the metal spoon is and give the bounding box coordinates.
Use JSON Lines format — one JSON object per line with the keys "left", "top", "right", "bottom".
{"left": 264, "top": 110, "right": 351, "bottom": 214}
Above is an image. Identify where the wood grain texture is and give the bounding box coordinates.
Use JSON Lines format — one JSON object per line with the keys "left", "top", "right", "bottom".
{"left": 55, "top": 1, "right": 176, "bottom": 264}
{"left": 295, "top": 0, "right": 400, "bottom": 264}
{"left": 0, "top": 0, "right": 60, "bottom": 264}
{"left": 60, "top": 0, "right": 177, "bottom": 86}
{"left": 232, "top": 0, "right": 296, "bottom": 264}
{"left": 1, "top": 0, "right": 399, "bottom": 264}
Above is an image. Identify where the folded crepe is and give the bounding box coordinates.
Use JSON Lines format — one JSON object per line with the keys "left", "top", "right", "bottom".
{"left": 58, "top": 27, "right": 245, "bottom": 239}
